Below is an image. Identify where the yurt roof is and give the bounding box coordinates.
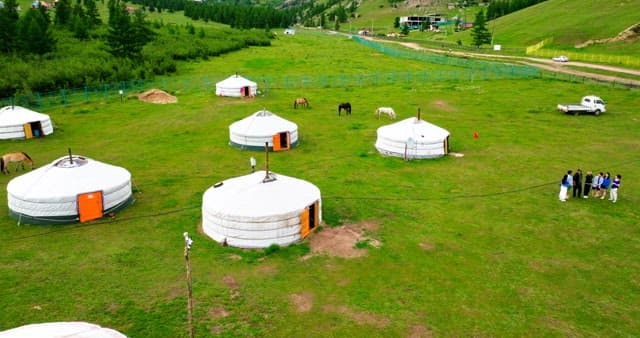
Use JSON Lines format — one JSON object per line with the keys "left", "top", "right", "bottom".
{"left": 377, "top": 117, "right": 449, "bottom": 143}
{"left": 0, "top": 321, "right": 127, "bottom": 338}
{"left": 216, "top": 74, "right": 256, "bottom": 88}
{"left": 229, "top": 109, "right": 297, "bottom": 137}
{"left": 0, "top": 105, "right": 50, "bottom": 125}
{"left": 203, "top": 171, "right": 320, "bottom": 221}
{"left": 7, "top": 155, "right": 131, "bottom": 202}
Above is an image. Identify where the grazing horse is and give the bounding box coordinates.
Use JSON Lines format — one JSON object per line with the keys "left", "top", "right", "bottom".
{"left": 2, "top": 152, "right": 34, "bottom": 174}
{"left": 338, "top": 102, "right": 351, "bottom": 116}
{"left": 294, "top": 97, "right": 309, "bottom": 109}
{"left": 375, "top": 107, "right": 396, "bottom": 120}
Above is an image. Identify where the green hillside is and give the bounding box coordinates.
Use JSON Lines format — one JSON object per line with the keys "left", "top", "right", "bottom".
{"left": 434, "top": 0, "right": 640, "bottom": 50}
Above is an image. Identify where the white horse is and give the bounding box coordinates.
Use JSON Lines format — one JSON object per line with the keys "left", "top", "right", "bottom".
{"left": 375, "top": 107, "right": 396, "bottom": 119}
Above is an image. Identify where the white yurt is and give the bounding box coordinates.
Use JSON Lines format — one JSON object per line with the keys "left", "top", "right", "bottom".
{"left": 229, "top": 109, "right": 298, "bottom": 151}
{"left": 0, "top": 322, "right": 127, "bottom": 338}
{"left": 202, "top": 171, "right": 321, "bottom": 249}
{"left": 375, "top": 117, "right": 450, "bottom": 159}
{"left": 7, "top": 155, "right": 134, "bottom": 225}
{"left": 0, "top": 105, "right": 54, "bottom": 139}
{"left": 215, "top": 74, "right": 257, "bottom": 97}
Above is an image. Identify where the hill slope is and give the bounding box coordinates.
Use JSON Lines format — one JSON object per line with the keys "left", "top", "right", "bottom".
{"left": 444, "top": 0, "right": 640, "bottom": 48}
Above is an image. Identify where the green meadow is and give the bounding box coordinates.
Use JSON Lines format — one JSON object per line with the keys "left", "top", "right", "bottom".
{"left": 1, "top": 30, "right": 639, "bottom": 337}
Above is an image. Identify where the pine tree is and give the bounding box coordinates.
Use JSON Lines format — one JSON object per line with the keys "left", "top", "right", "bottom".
{"left": 18, "top": 7, "right": 56, "bottom": 54}
{"left": 55, "top": 0, "right": 73, "bottom": 26}
{"left": 84, "top": 0, "right": 101, "bottom": 26}
{"left": 0, "top": 0, "right": 20, "bottom": 53}
{"left": 106, "top": 1, "right": 154, "bottom": 58}
{"left": 471, "top": 9, "right": 491, "bottom": 47}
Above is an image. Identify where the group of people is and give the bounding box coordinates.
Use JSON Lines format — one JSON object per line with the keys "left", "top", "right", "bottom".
{"left": 559, "top": 169, "right": 622, "bottom": 203}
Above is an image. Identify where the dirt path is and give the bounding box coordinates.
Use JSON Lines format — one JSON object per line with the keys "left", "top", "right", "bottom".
{"left": 369, "top": 38, "right": 640, "bottom": 87}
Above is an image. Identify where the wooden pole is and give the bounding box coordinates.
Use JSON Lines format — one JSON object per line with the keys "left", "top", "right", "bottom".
{"left": 68, "top": 148, "right": 73, "bottom": 164}
{"left": 417, "top": 107, "right": 421, "bottom": 121}
{"left": 184, "top": 232, "right": 194, "bottom": 338}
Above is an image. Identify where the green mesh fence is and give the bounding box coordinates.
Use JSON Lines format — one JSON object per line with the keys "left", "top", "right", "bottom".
{"left": 3, "top": 36, "right": 634, "bottom": 111}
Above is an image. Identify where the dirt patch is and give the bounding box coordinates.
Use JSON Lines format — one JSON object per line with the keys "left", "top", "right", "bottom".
{"left": 576, "top": 23, "right": 640, "bottom": 48}
{"left": 222, "top": 275, "right": 240, "bottom": 300}
{"left": 228, "top": 254, "right": 242, "bottom": 261}
{"left": 431, "top": 99, "right": 457, "bottom": 112}
{"left": 106, "top": 303, "right": 119, "bottom": 313}
{"left": 408, "top": 324, "right": 433, "bottom": 338}
{"left": 222, "top": 275, "right": 239, "bottom": 289}
{"left": 166, "top": 286, "right": 183, "bottom": 301}
{"left": 137, "top": 88, "right": 177, "bottom": 104}
{"left": 322, "top": 304, "right": 390, "bottom": 328}
{"left": 289, "top": 292, "right": 313, "bottom": 313}
{"left": 308, "top": 220, "right": 381, "bottom": 258}
{"left": 209, "top": 306, "right": 230, "bottom": 320}
{"left": 419, "top": 242, "right": 436, "bottom": 251}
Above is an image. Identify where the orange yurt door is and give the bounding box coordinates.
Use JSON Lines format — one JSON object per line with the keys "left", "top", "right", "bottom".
{"left": 77, "top": 191, "right": 104, "bottom": 222}
{"left": 272, "top": 132, "right": 290, "bottom": 151}
{"left": 300, "top": 200, "right": 319, "bottom": 239}
{"left": 23, "top": 123, "right": 33, "bottom": 139}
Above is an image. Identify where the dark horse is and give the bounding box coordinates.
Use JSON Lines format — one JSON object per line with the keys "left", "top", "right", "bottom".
{"left": 338, "top": 102, "right": 351, "bottom": 116}
{"left": 294, "top": 97, "right": 309, "bottom": 109}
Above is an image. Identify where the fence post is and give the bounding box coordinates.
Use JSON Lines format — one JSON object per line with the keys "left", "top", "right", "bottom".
{"left": 61, "top": 89, "right": 67, "bottom": 106}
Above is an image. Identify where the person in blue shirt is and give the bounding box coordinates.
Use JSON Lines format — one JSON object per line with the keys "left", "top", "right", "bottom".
{"left": 559, "top": 174, "right": 569, "bottom": 202}
{"left": 593, "top": 172, "right": 604, "bottom": 198}
{"left": 600, "top": 172, "right": 611, "bottom": 200}
{"left": 609, "top": 174, "right": 621, "bottom": 203}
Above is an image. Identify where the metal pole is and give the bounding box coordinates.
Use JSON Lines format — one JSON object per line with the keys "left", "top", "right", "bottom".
{"left": 184, "top": 232, "right": 194, "bottom": 338}
{"left": 264, "top": 142, "right": 269, "bottom": 180}
{"left": 68, "top": 148, "right": 73, "bottom": 164}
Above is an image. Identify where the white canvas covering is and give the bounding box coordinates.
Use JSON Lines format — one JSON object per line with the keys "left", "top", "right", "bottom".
{"left": 215, "top": 74, "right": 257, "bottom": 97}
{"left": 7, "top": 155, "right": 133, "bottom": 224}
{"left": 202, "top": 171, "right": 322, "bottom": 248}
{"left": 375, "top": 117, "right": 450, "bottom": 159}
{"left": 229, "top": 109, "right": 298, "bottom": 150}
{"left": 0, "top": 322, "right": 127, "bottom": 338}
{"left": 0, "top": 105, "right": 54, "bottom": 139}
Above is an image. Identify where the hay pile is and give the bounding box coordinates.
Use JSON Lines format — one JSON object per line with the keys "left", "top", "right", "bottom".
{"left": 137, "top": 89, "right": 177, "bottom": 104}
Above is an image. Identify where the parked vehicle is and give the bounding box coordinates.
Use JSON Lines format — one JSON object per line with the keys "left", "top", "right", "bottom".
{"left": 552, "top": 55, "right": 569, "bottom": 62}
{"left": 557, "top": 96, "right": 606, "bottom": 116}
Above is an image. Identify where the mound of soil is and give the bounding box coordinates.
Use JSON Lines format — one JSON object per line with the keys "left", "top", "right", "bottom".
{"left": 137, "top": 89, "right": 177, "bottom": 104}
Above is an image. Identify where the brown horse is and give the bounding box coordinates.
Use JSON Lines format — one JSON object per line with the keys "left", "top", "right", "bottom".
{"left": 2, "top": 152, "right": 34, "bottom": 174}
{"left": 294, "top": 97, "right": 309, "bottom": 109}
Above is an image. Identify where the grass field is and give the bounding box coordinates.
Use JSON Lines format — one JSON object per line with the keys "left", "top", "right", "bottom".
{"left": 1, "top": 30, "right": 639, "bottom": 337}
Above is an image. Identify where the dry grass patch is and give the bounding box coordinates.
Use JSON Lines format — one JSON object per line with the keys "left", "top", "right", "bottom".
{"left": 289, "top": 292, "right": 313, "bottom": 313}
{"left": 322, "top": 304, "right": 390, "bottom": 328}
{"left": 308, "top": 220, "right": 381, "bottom": 258}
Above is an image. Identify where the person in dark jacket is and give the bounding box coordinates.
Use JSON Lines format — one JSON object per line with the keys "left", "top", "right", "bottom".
{"left": 583, "top": 171, "right": 593, "bottom": 198}
{"left": 572, "top": 169, "right": 583, "bottom": 198}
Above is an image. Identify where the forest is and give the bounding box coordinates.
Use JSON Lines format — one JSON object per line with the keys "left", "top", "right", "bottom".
{"left": 0, "top": 0, "right": 278, "bottom": 97}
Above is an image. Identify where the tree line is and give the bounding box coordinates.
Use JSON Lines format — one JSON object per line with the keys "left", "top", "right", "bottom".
{"left": 184, "top": 2, "right": 294, "bottom": 29}
{"left": 0, "top": 0, "right": 273, "bottom": 97}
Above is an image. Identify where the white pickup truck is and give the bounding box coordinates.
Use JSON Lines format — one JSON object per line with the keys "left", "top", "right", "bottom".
{"left": 557, "top": 95, "right": 606, "bottom": 116}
